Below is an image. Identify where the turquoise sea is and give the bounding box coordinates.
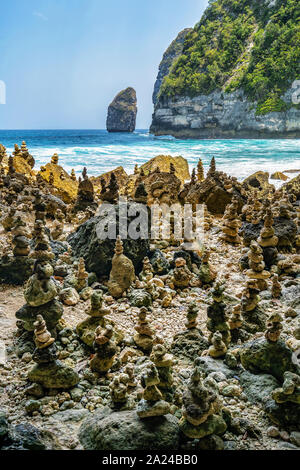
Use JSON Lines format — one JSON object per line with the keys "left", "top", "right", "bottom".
{"left": 0, "top": 129, "right": 299, "bottom": 186}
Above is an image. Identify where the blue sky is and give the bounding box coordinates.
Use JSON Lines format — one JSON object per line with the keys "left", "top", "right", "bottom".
{"left": 0, "top": 0, "right": 208, "bottom": 129}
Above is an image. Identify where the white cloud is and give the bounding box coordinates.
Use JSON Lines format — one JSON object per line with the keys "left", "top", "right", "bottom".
{"left": 33, "top": 11, "right": 48, "bottom": 21}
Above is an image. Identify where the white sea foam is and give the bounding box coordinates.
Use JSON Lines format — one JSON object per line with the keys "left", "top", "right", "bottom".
{"left": 6, "top": 133, "right": 300, "bottom": 188}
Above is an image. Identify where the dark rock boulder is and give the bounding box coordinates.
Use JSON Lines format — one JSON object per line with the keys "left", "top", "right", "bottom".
{"left": 1, "top": 422, "right": 60, "bottom": 450}
{"left": 196, "top": 356, "right": 237, "bottom": 379}
{"left": 107, "top": 87, "right": 137, "bottom": 133}
{"left": 149, "top": 249, "right": 170, "bottom": 275}
{"left": 16, "top": 299, "right": 63, "bottom": 332}
{"left": 28, "top": 360, "right": 80, "bottom": 389}
{"left": 240, "top": 337, "right": 296, "bottom": 381}
{"left": 239, "top": 371, "right": 279, "bottom": 406}
{"left": 0, "top": 411, "right": 8, "bottom": 446}
{"left": 129, "top": 289, "right": 152, "bottom": 308}
{"left": 265, "top": 400, "right": 300, "bottom": 428}
{"left": 171, "top": 328, "right": 209, "bottom": 361}
{"left": 79, "top": 407, "right": 180, "bottom": 450}
{"left": 241, "top": 217, "right": 297, "bottom": 249}
{"left": 68, "top": 202, "right": 150, "bottom": 277}
{"left": 0, "top": 256, "right": 34, "bottom": 285}
{"left": 183, "top": 172, "right": 246, "bottom": 215}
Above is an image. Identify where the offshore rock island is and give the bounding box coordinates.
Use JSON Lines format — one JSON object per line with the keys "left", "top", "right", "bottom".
{"left": 0, "top": 142, "right": 299, "bottom": 451}
{"left": 107, "top": 87, "right": 137, "bottom": 133}
{"left": 150, "top": 0, "right": 300, "bottom": 139}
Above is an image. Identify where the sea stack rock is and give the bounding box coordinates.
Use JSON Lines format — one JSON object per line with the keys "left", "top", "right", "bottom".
{"left": 106, "top": 87, "right": 137, "bottom": 133}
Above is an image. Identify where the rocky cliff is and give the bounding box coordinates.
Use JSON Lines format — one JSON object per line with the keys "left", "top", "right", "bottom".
{"left": 152, "top": 28, "right": 192, "bottom": 107}
{"left": 107, "top": 87, "right": 137, "bottom": 132}
{"left": 150, "top": 0, "right": 300, "bottom": 139}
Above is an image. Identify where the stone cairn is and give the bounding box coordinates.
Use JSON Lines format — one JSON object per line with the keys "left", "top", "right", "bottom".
{"left": 33, "top": 314, "right": 55, "bottom": 349}
{"left": 90, "top": 324, "right": 117, "bottom": 374}
{"left": 265, "top": 313, "right": 283, "bottom": 343}
{"left": 203, "top": 203, "right": 213, "bottom": 231}
{"left": 20, "top": 141, "right": 34, "bottom": 167}
{"left": 134, "top": 181, "right": 148, "bottom": 204}
{"left": 206, "top": 280, "right": 231, "bottom": 347}
{"left": 179, "top": 358, "right": 226, "bottom": 440}
{"left": 11, "top": 215, "right": 31, "bottom": 257}
{"left": 207, "top": 156, "right": 216, "bottom": 177}
{"left": 76, "top": 290, "right": 110, "bottom": 347}
{"left": 272, "top": 371, "right": 300, "bottom": 405}
{"left": 208, "top": 331, "right": 227, "bottom": 358}
{"left": 258, "top": 208, "right": 278, "bottom": 248}
{"left": 150, "top": 343, "right": 174, "bottom": 399}
{"left": 76, "top": 257, "right": 89, "bottom": 292}
{"left": 108, "top": 236, "right": 135, "bottom": 298}
{"left": 33, "top": 190, "right": 46, "bottom": 222}
{"left": 109, "top": 373, "right": 132, "bottom": 410}
{"left": 197, "top": 159, "right": 205, "bottom": 182}
{"left": 139, "top": 256, "right": 154, "bottom": 283}
{"left": 27, "top": 315, "right": 79, "bottom": 390}
{"left": 101, "top": 172, "right": 119, "bottom": 203}
{"left": 245, "top": 240, "right": 270, "bottom": 291}
{"left": 228, "top": 304, "right": 243, "bottom": 343}
{"left": 137, "top": 361, "right": 170, "bottom": 418}
{"left": 185, "top": 302, "right": 198, "bottom": 329}
{"left": 124, "top": 363, "right": 137, "bottom": 388}
{"left": 71, "top": 169, "right": 76, "bottom": 181}
{"left": 240, "top": 279, "right": 265, "bottom": 333}
{"left": 271, "top": 274, "right": 282, "bottom": 299}
{"left": 257, "top": 208, "right": 278, "bottom": 267}
{"left": 172, "top": 257, "right": 193, "bottom": 289}
{"left": 16, "top": 220, "right": 63, "bottom": 335}
{"left": 198, "top": 249, "right": 217, "bottom": 285}
{"left": 51, "top": 153, "right": 59, "bottom": 165}
{"left": 221, "top": 197, "right": 241, "bottom": 245}
{"left": 2, "top": 207, "right": 16, "bottom": 232}
{"left": 73, "top": 167, "right": 96, "bottom": 212}
{"left": 133, "top": 307, "right": 154, "bottom": 353}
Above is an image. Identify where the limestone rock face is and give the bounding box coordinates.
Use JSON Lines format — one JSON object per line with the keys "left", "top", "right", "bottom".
{"left": 107, "top": 88, "right": 137, "bottom": 133}
{"left": 152, "top": 28, "right": 193, "bottom": 106}
{"left": 79, "top": 408, "right": 180, "bottom": 450}
{"left": 140, "top": 155, "right": 190, "bottom": 185}
{"left": 150, "top": 88, "right": 300, "bottom": 139}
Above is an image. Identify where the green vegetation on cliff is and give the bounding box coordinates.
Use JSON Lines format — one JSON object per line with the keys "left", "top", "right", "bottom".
{"left": 159, "top": 0, "right": 300, "bottom": 115}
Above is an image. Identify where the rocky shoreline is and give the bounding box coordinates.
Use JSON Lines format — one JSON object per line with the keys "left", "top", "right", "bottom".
{"left": 0, "top": 143, "right": 299, "bottom": 451}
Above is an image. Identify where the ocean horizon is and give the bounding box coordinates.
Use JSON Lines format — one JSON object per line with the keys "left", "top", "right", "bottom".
{"left": 0, "top": 129, "right": 299, "bottom": 186}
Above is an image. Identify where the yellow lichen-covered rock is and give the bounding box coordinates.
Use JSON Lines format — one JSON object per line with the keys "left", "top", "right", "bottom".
{"left": 91, "top": 166, "right": 128, "bottom": 192}
{"left": 140, "top": 155, "right": 190, "bottom": 185}
{"left": 13, "top": 156, "right": 34, "bottom": 177}
{"left": 270, "top": 172, "right": 288, "bottom": 181}
{"left": 38, "top": 162, "right": 78, "bottom": 203}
